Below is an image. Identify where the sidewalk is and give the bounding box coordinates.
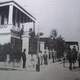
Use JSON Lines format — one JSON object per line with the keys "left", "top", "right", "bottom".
{"left": 0, "top": 60, "right": 80, "bottom": 80}
{"left": 0, "top": 59, "right": 54, "bottom": 71}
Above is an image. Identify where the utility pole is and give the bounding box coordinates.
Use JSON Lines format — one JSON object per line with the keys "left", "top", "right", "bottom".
{"left": 37, "top": 24, "right": 40, "bottom": 56}
{"left": 36, "top": 24, "right": 40, "bottom": 72}
{"left": 36, "top": 22, "right": 43, "bottom": 72}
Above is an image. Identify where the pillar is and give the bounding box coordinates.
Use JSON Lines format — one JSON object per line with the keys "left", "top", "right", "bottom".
{"left": 33, "top": 22, "right": 35, "bottom": 32}
{"left": 0, "top": 15, "right": 1, "bottom": 24}
{"left": 8, "top": 4, "right": 13, "bottom": 25}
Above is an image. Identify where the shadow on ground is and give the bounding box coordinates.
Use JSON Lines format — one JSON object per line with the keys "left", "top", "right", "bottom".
{"left": 0, "top": 67, "right": 17, "bottom": 71}
{"left": 72, "top": 67, "right": 80, "bottom": 72}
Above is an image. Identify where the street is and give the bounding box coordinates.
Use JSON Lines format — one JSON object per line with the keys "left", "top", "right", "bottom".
{"left": 0, "top": 61, "right": 80, "bottom": 80}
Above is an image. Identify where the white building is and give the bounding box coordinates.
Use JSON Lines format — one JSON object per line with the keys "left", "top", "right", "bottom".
{"left": 0, "top": 0, "right": 36, "bottom": 67}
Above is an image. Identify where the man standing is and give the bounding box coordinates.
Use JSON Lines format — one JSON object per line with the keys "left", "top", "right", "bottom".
{"left": 22, "top": 49, "right": 26, "bottom": 68}
{"left": 72, "top": 46, "right": 78, "bottom": 68}
{"left": 43, "top": 51, "right": 48, "bottom": 65}
{"left": 52, "top": 51, "right": 54, "bottom": 63}
{"left": 63, "top": 56, "right": 66, "bottom": 68}
{"left": 67, "top": 46, "right": 73, "bottom": 70}
{"left": 78, "top": 53, "right": 80, "bottom": 68}
{"left": 36, "top": 55, "right": 40, "bottom": 72}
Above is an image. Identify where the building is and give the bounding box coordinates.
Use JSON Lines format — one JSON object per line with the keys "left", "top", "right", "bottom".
{"left": 65, "top": 41, "right": 79, "bottom": 51}
{"left": 0, "top": 0, "right": 36, "bottom": 63}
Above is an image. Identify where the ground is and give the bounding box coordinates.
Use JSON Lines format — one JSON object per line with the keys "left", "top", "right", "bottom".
{"left": 0, "top": 61, "right": 80, "bottom": 80}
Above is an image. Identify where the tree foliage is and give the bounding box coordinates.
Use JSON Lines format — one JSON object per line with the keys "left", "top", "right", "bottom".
{"left": 50, "top": 29, "right": 58, "bottom": 39}
{"left": 48, "top": 29, "right": 65, "bottom": 58}
{"left": 0, "top": 43, "right": 22, "bottom": 62}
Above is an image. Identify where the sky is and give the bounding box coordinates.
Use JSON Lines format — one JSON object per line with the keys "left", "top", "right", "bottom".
{"left": 14, "top": 0, "right": 80, "bottom": 42}
{"left": 0, "top": 0, "right": 80, "bottom": 42}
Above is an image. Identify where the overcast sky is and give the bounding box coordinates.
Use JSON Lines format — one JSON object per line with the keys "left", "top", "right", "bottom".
{"left": 14, "top": 0, "right": 80, "bottom": 42}
{"left": 1, "top": 0, "right": 80, "bottom": 42}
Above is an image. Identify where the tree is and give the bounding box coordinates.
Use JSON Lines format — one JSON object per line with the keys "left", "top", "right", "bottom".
{"left": 55, "top": 35, "right": 65, "bottom": 58}
{"left": 50, "top": 29, "right": 58, "bottom": 39}
{"left": 0, "top": 43, "right": 11, "bottom": 61}
{"left": 49, "top": 29, "right": 65, "bottom": 58}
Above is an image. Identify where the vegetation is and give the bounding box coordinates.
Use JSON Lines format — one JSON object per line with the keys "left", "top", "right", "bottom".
{"left": 47, "top": 29, "right": 65, "bottom": 58}
{"left": 0, "top": 43, "right": 21, "bottom": 62}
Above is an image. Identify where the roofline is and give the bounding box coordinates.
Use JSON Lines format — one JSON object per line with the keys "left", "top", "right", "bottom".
{"left": 0, "top": 0, "right": 36, "bottom": 22}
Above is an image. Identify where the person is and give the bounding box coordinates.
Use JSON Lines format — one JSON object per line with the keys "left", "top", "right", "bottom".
{"left": 49, "top": 51, "right": 51, "bottom": 59}
{"left": 52, "top": 51, "right": 54, "bottom": 63}
{"left": 43, "top": 51, "right": 48, "bottom": 65}
{"left": 78, "top": 53, "right": 80, "bottom": 68}
{"left": 36, "top": 55, "right": 40, "bottom": 72}
{"left": 67, "top": 46, "right": 73, "bottom": 70}
{"left": 63, "top": 51, "right": 67, "bottom": 68}
{"left": 40, "top": 52, "right": 43, "bottom": 65}
{"left": 72, "top": 46, "right": 78, "bottom": 68}
{"left": 22, "top": 49, "right": 26, "bottom": 68}
{"left": 62, "top": 56, "right": 66, "bottom": 67}
{"left": 31, "top": 54, "right": 35, "bottom": 68}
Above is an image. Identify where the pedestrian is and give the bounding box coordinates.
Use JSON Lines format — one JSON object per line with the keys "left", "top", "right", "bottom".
{"left": 54, "top": 51, "right": 57, "bottom": 61}
{"left": 36, "top": 55, "right": 40, "bottom": 72}
{"left": 31, "top": 54, "right": 35, "bottom": 68}
{"left": 22, "top": 49, "right": 26, "bottom": 68}
{"left": 43, "top": 51, "right": 48, "bottom": 65}
{"left": 72, "top": 46, "right": 78, "bottom": 69}
{"left": 40, "top": 52, "right": 43, "bottom": 65}
{"left": 52, "top": 51, "right": 54, "bottom": 63}
{"left": 67, "top": 46, "right": 73, "bottom": 70}
{"left": 49, "top": 51, "right": 51, "bottom": 59}
{"left": 63, "top": 51, "right": 67, "bottom": 68}
{"left": 78, "top": 53, "right": 80, "bottom": 68}
{"left": 62, "top": 56, "right": 66, "bottom": 67}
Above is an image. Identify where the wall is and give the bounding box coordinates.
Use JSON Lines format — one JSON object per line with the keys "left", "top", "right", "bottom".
{"left": 0, "top": 34, "right": 11, "bottom": 45}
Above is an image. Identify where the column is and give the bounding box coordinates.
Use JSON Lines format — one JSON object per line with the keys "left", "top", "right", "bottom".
{"left": 8, "top": 4, "right": 13, "bottom": 25}
{"left": 33, "top": 22, "right": 35, "bottom": 32}
{"left": 0, "top": 15, "right": 1, "bottom": 25}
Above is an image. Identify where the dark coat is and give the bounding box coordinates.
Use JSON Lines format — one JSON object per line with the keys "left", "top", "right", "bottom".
{"left": 72, "top": 48, "right": 77, "bottom": 61}
{"left": 22, "top": 51, "right": 26, "bottom": 61}
{"left": 67, "top": 49, "right": 73, "bottom": 63}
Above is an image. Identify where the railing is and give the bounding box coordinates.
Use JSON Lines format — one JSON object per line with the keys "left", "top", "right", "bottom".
{"left": 0, "top": 24, "right": 27, "bottom": 39}
{"left": 0, "top": 24, "right": 22, "bottom": 34}
{"left": 0, "top": 24, "right": 8, "bottom": 28}
{"left": 11, "top": 26, "right": 24, "bottom": 39}
{"left": 0, "top": 24, "right": 12, "bottom": 34}
{"left": 11, "top": 25, "right": 21, "bottom": 32}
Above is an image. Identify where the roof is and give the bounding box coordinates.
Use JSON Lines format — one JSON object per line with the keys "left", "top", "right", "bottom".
{"left": 65, "top": 41, "right": 78, "bottom": 45}
{"left": 40, "top": 37, "right": 59, "bottom": 43}
{"left": 0, "top": 0, "right": 36, "bottom": 22}
{"left": 40, "top": 37, "right": 52, "bottom": 42}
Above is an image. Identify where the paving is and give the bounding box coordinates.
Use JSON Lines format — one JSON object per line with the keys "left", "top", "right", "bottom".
{"left": 0, "top": 60, "right": 80, "bottom": 80}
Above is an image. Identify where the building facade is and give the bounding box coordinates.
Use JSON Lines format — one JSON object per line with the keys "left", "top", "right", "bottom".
{"left": 0, "top": 1, "right": 36, "bottom": 63}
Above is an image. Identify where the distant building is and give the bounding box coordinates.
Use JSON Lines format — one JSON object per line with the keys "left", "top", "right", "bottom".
{"left": 39, "top": 37, "right": 51, "bottom": 54}
{"left": 65, "top": 41, "right": 79, "bottom": 51}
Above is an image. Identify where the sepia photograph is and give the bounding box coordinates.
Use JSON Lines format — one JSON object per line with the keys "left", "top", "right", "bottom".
{"left": 0, "top": 0, "right": 80, "bottom": 80}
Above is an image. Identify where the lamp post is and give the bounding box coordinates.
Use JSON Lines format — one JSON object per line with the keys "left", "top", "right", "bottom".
{"left": 37, "top": 32, "right": 43, "bottom": 56}
{"left": 36, "top": 28, "right": 43, "bottom": 72}
{"left": 36, "top": 22, "right": 43, "bottom": 56}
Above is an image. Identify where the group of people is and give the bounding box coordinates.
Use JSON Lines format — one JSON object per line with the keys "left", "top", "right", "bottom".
{"left": 63, "top": 46, "right": 80, "bottom": 70}
{"left": 21, "top": 49, "right": 49, "bottom": 69}
{"left": 39, "top": 50, "right": 56, "bottom": 66}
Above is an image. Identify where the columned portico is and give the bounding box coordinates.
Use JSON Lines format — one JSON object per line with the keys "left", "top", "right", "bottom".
{"left": 0, "top": 0, "right": 36, "bottom": 42}
{"left": 0, "top": 1, "right": 36, "bottom": 62}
